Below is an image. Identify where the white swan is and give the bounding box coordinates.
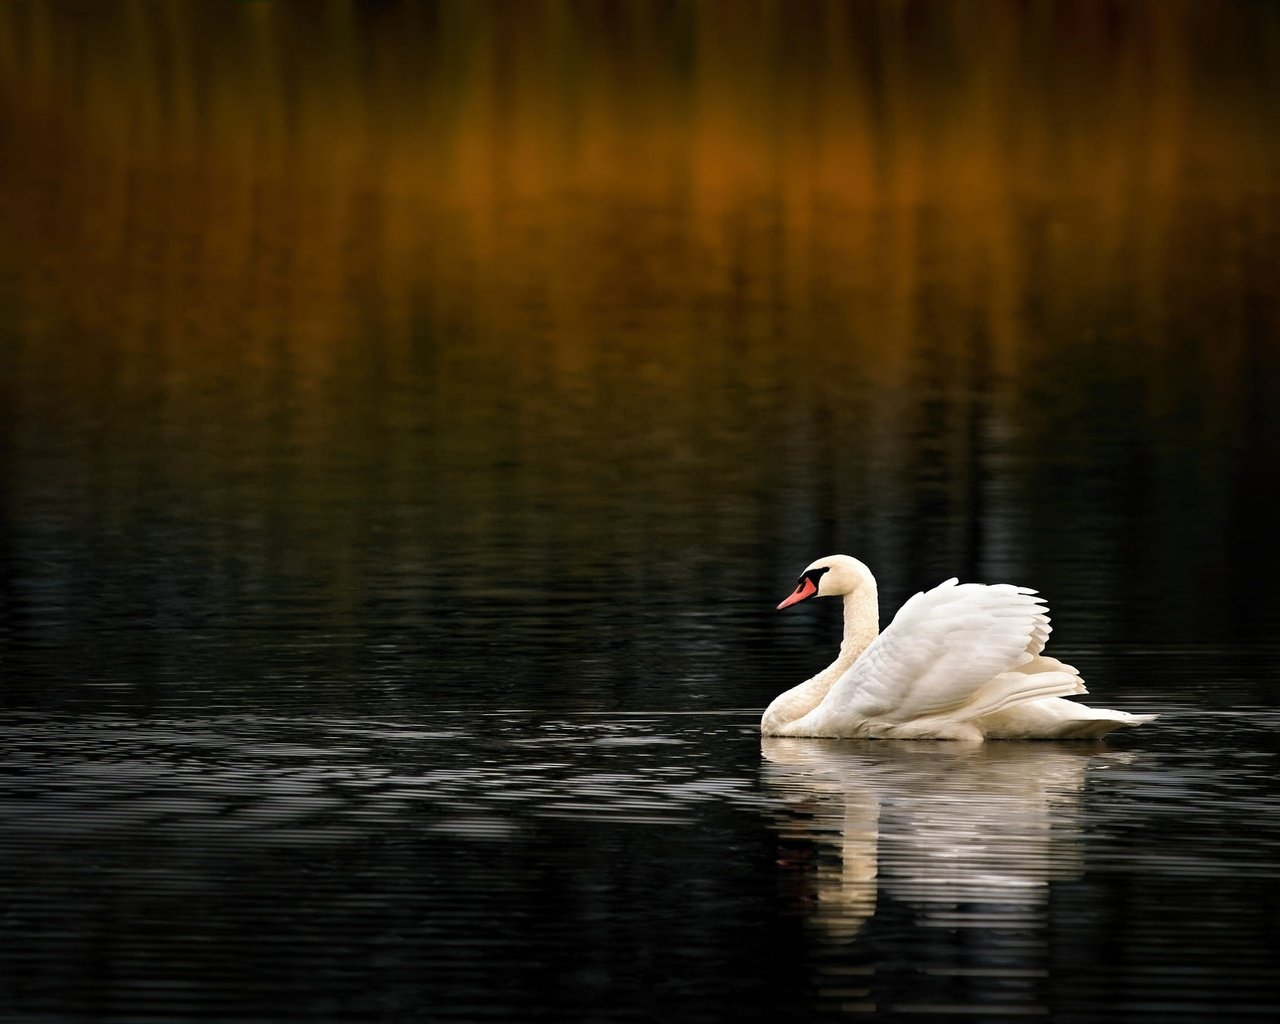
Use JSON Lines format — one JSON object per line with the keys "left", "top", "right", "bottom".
{"left": 763, "top": 555, "right": 1156, "bottom": 740}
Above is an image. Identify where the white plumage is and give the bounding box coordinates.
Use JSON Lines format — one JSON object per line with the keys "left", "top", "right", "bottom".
{"left": 763, "top": 555, "right": 1155, "bottom": 740}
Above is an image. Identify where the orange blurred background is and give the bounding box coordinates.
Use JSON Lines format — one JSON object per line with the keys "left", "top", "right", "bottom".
{"left": 2, "top": 1, "right": 1277, "bottom": 648}
{"left": 2, "top": 0, "right": 1276, "bottom": 370}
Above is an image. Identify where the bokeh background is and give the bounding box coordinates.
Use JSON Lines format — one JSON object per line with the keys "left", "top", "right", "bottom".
{"left": 2, "top": 0, "right": 1278, "bottom": 705}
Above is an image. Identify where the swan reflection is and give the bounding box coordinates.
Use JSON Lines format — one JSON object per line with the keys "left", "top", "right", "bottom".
{"left": 762, "top": 738, "right": 1126, "bottom": 941}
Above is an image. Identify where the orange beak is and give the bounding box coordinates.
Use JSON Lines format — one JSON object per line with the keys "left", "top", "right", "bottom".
{"left": 777, "top": 576, "right": 818, "bottom": 610}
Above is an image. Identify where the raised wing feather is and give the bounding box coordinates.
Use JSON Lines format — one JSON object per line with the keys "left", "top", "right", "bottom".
{"left": 826, "top": 578, "right": 1064, "bottom": 725}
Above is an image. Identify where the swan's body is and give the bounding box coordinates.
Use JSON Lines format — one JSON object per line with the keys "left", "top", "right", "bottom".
{"left": 763, "top": 555, "right": 1155, "bottom": 740}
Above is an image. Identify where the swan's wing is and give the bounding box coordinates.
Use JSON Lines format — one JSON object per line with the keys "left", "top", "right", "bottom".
{"left": 830, "top": 578, "right": 1065, "bottom": 724}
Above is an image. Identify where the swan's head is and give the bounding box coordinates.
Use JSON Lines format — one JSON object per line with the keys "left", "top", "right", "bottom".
{"left": 777, "top": 554, "right": 873, "bottom": 610}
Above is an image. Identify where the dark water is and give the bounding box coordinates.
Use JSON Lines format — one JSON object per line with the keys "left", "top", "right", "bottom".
{"left": 2, "top": 2, "right": 1280, "bottom": 1021}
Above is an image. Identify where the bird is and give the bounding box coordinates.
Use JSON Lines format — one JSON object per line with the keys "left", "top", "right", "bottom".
{"left": 763, "top": 555, "right": 1156, "bottom": 740}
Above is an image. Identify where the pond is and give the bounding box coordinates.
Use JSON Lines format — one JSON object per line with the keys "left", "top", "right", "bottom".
{"left": 2, "top": 3, "right": 1278, "bottom": 1021}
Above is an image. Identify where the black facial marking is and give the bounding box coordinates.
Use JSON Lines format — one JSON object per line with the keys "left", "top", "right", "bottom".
{"left": 799, "top": 566, "right": 831, "bottom": 588}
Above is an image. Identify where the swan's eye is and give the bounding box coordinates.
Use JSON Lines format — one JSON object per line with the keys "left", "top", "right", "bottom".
{"left": 803, "top": 567, "right": 830, "bottom": 589}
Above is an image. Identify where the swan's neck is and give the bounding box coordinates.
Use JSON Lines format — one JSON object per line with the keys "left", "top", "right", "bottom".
{"left": 762, "top": 587, "right": 879, "bottom": 734}
{"left": 836, "top": 586, "right": 879, "bottom": 665}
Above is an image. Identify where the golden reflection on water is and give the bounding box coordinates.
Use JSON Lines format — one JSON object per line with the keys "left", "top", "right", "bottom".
{"left": 2, "top": 2, "right": 1277, "bottom": 647}
{"left": 2, "top": 0, "right": 1276, "bottom": 366}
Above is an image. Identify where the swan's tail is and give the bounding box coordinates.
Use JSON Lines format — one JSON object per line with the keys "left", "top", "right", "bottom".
{"left": 945, "top": 656, "right": 1156, "bottom": 739}
{"left": 977, "top": 697, "right": 1158, "bottom": 740}
{"left": 954, "top": 656, "right": 1086, "bottom": 722}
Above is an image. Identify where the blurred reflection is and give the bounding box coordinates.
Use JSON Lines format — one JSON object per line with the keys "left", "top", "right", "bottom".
{"left": 3, "top": 0, "right": 1275, "bottom": 359}
{"left": 762, "top": 738, "right": 1119, "bottom": 940}
{"left": 762, "top": 738, "right": 1134, "bottom": 1015}
{"left": 1, "top": 0, "right": 1277, "bottom": 711}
